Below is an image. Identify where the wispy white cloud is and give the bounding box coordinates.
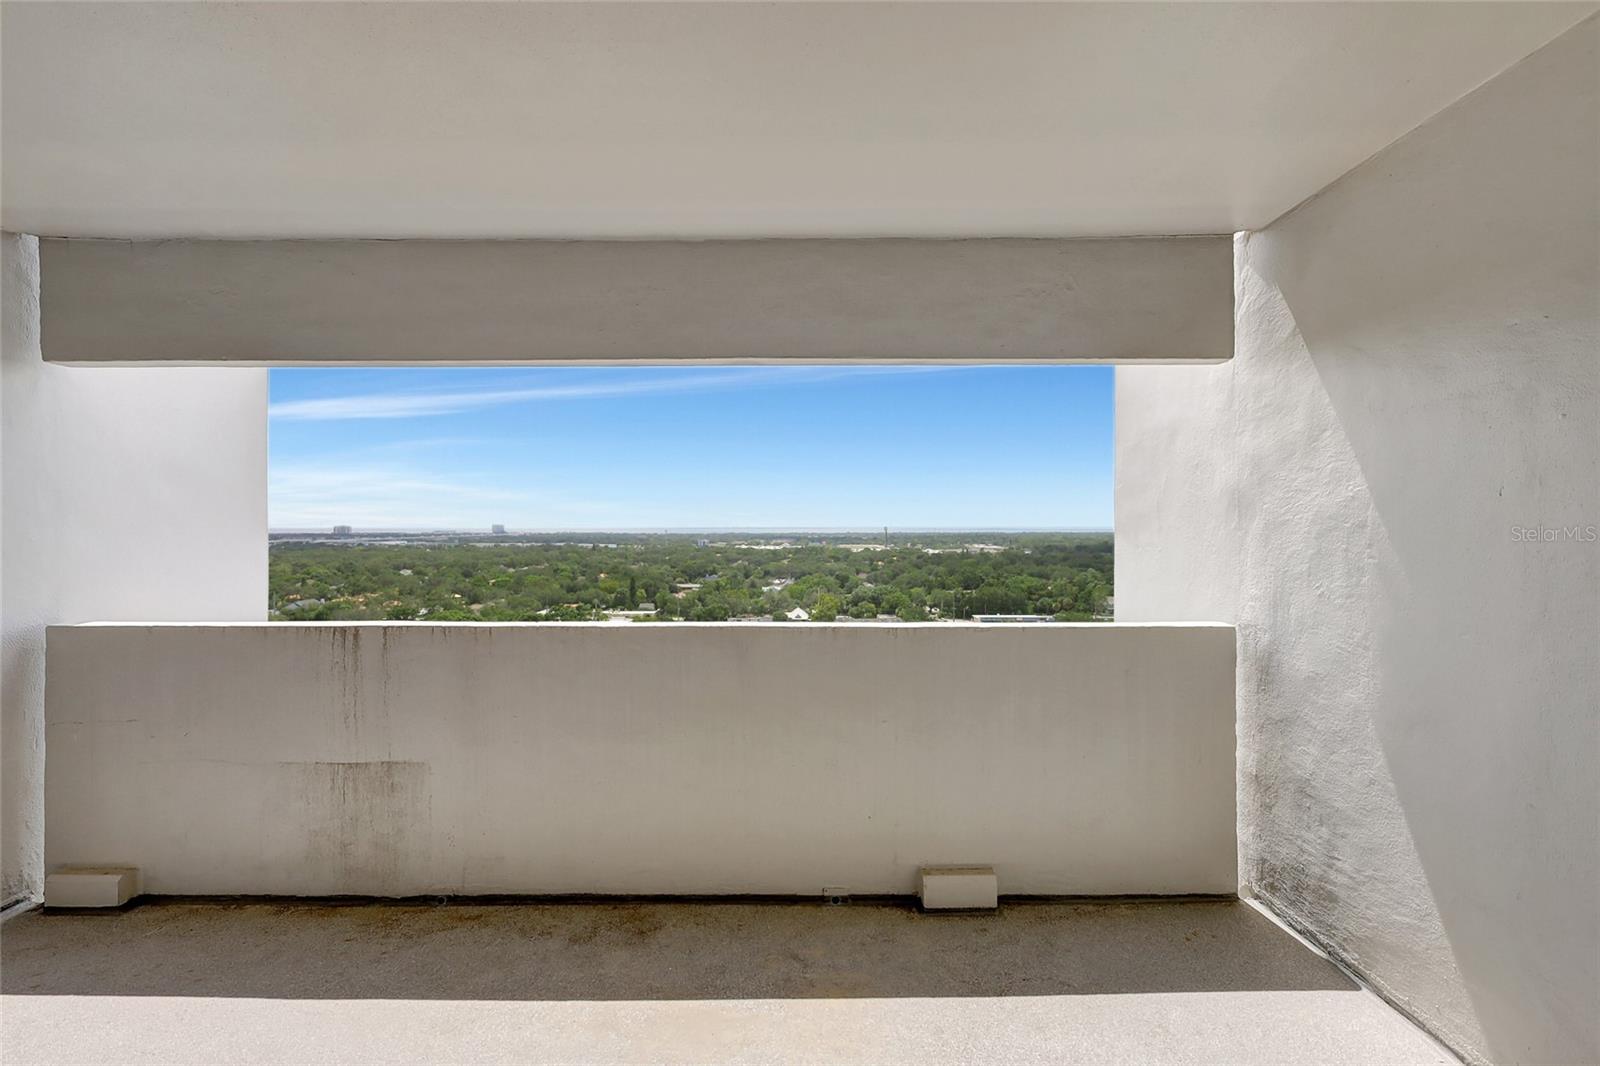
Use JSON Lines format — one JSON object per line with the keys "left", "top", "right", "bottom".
{"left": 269, "top": 367, "right": 961, "bottom": 422}
{"left": 340, "top": 436, "right": 491, "bottom": 456}
{"left": 269, "top": 462, "right": 615, "bottom": 529}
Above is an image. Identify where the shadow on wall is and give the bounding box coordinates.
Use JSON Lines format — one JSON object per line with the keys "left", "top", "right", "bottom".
{"left": 0, "top": 899, "right": 1357, "bottom": 1001}
{"left": 1231, "top": 249, "right": 1489, "bottom": 1057}
{"left": 1236, "top": 22, "right": 1599, "bottom": 1060}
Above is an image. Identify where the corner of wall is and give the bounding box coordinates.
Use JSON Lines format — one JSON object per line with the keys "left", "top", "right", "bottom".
{"left": 1, "top": 231, "right": 46, "bottom": 906}
{"left": 2, "top": 230, "right": 269, "bottom": 906}
{"left": 1118, "top": 19, "right": 1598, "bottom": 1065}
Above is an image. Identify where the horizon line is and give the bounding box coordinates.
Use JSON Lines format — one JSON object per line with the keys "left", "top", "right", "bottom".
{"left": 268, "top": 526, "right": 1115, "bottom": 535}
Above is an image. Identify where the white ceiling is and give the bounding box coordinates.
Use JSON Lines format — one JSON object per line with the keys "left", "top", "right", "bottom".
{"left": 2, "top": 2, "right": 1592, "bottom": 239}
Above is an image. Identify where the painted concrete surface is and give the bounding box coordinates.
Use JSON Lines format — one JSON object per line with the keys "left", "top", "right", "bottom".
{"left": 0, "top": 233, "right": 267, "bottom": 908}
{"left": 1115, "top": 20, "right": 1598, "bottom": 1065}
{"left": 1, "top": 3, "right": 1589, "bottom": 239}
{"left": 0, "top": 900, "right": 1452, "bottom": 1065}
{"left": 39, "top": 237, "right": 1231, "bottom": 364}
{"left": 44, "top": 623, "right": 1236, "bottom": 897}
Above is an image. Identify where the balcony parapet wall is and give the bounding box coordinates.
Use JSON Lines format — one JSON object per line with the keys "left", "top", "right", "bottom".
{"left": 45, "top": 622, "right": 1235, "bottom": 897}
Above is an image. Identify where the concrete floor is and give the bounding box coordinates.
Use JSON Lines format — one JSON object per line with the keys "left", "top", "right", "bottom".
{"left": 1, "top": 898, "right": 1452, "bottom": 1065}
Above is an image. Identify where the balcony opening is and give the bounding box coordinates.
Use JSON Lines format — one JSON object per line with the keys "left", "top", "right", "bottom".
{"left": 268, "top": 365, "right": 1113, "bottom": 623}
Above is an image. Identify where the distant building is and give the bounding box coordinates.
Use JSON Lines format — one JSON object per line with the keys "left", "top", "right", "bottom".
{"left": 785, "top": 607, "right": 810, "bottom": 621}
{"left": 331, "top": 525, "right": 353, "bottom": 535}
{"left": 604, "top": 608, "right": 658, "bottom": 622}
{"left": 972, "top": 614, "right": 1054, "bottom": 624}
{"left": 491, "top": 524, "right": 506, "bottom": 535}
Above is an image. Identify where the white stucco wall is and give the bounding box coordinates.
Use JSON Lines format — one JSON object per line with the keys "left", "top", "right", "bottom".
{"left": 1115, "top": 19, "right": 1598, "bottom": 1066}
{"left": 44, "top": 623, "right": 1237, "bottom": 898}
{"left": 0, "top": 232, "right": 268, "bottom": 907}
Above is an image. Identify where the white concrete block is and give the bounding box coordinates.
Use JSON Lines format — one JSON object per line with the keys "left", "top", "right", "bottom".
{"left": 920, "top": 866, "right": 998, "bottom": 910}
{"left": 44, "top": 867, "right": 140, "bottom": 908}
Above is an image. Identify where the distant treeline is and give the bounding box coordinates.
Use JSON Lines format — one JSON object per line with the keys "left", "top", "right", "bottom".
{"left": 268, "top": 533, "right": 1113, "bottom": 622}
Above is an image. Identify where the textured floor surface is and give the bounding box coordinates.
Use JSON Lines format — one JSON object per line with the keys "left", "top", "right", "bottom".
{"left": 0, "top": 898, "right": 1453, "bottom": 1064}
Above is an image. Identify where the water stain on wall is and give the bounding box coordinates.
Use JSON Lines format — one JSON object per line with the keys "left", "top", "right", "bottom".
{"left": 288, "top": 760, "right": 431, "bottom": 894}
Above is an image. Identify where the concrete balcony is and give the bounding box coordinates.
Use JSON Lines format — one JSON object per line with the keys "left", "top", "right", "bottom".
{"left": 8, "top": 621, "right": 1455, "bottom": 1063}
{"left": 4, "top": 6, "right": 1594, "bottom": 1061}
{"left": 9, "top": 622, "right": 1461, "bottom": 1064}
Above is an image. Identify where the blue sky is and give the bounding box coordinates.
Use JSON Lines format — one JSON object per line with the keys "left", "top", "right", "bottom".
{"left": 268, "top": 366, "right": 1112, "bottom": 530}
